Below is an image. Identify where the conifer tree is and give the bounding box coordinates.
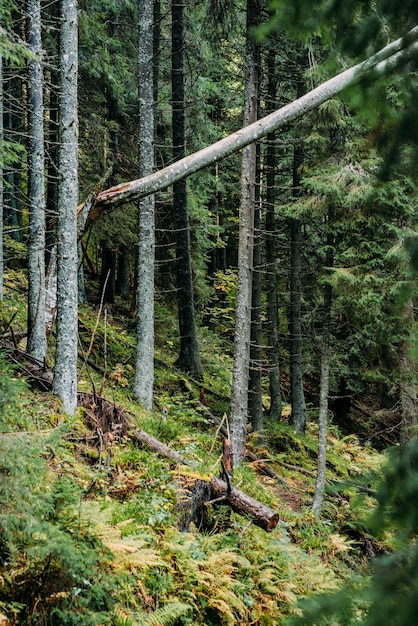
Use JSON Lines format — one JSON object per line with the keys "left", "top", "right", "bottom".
{"left": 53, "top": 0, "right": 79, "bottom": 415}
{"left": 26, "top": 0, "right": 47, "bottom": 362}
{"left": 230, "top": 0, "right": 260, "bottom": 466}
{"left": 134, "top": 0, "right": 156, "bottom": 409}
{"left": 264, "top": 45, "right": 282, "bottom": 420}
{"left": 0, "top": 53, "right": 3, "bottom": 302}
{"left": 172, "top": 0, "right": 203, "bottom": 377}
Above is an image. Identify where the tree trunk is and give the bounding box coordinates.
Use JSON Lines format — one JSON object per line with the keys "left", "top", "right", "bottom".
{"left": 249, "top": 144, "right": 263, "bottom": 435}
{"left": 264, "top": 47, "right": 282, "bottom": 420}
{"left": 312, "top": 259, "right": 333, "bottom": 518}
{"left": 400, "top": 299, "right": 418, "bottom": 442}
{"left": 0, "top": 54, "right": 3, "bottom": 301}
{"left": 133, "top": 0, "right": 156, "bottom": 409}
{"left": 289, "top": 77, "right": 306, "bottom": 434}
{"left": 78, "top": 240, "right": 86, "bottom": 304}
{"left": 289, "top": 216, "right": 306, "bottom": 433}
{"left": 26, "top": 0, "right": 47, "bottom": 361}
{"left": 230, "top": 0, "right": 259, "bottom": 466}
{"left": 84, "top": 25, "right": 418, "bottom": 217}
{"left": 153, "top": 0, "right": 161, "bottom": 123}
{"left": 100, "top": 240, "right": 116, "bottom": 304}
{"left": 4, "top": 72, "right": 23, "bottom": 242}
{"left": 115, "top": 244, "right": 130, "bottom": 297}
{"left": 45, "top": 66, "right": 59, "bottom": 266}
{"left": 172, "top": 0, "right": 203, "bottom": 377}
{"left": 209, "top": 476, "right": 279, "bottom": 532}
{"left": 52, "top": 0, "right": 79, "bottom": 416}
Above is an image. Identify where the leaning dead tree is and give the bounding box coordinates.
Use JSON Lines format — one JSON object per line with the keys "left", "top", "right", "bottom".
{"left": 80, "top": 25, "right": 418, "bottom": 227}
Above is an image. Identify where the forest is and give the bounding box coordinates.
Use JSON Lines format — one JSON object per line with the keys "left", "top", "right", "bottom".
{"left": 1, "top": 0, "right": 418, "bottom": 624}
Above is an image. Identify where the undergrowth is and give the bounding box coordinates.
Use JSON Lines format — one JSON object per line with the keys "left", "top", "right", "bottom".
{"left": 0, "top": 270, "right": 389, "bottom": 625}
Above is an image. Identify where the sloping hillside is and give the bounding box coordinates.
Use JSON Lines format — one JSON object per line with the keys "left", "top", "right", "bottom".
{"left": 0, "top": 270, "right": 387, "bottom": 625}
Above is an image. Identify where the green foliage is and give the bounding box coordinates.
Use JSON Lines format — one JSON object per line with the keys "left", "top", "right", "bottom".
{"left": 0, "top": 359, "right": 121, "bottom": 625}
{"left": 0, "top": 1, "right": 33, "bottom": 66}
{"left": 208, "top": 269, "right": 238, "bottom": 336}
{"left": 289, "top": 441, "right": 418, "bottom": 626}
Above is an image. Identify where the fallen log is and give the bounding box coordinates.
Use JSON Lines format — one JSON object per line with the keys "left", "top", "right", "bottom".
{"left": 132, "top": 429, "right": 279, "bottom": 532}
{"left": 131, "top": 428, "right": 193, "bottom": 466}
{"left": 209, "top": 476, "right": 279, "bottom": 532}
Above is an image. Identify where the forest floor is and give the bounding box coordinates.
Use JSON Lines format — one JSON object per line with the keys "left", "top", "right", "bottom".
{"left": 0, "top": 269, "right": 394, "bottom": 626}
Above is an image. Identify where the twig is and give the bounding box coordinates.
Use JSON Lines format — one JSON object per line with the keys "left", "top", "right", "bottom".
{"left": 208, "top": 412, "right": 227, "bottom": 456}
{"left": 79, "top": 269, "right": 110, "bottom": 378}
{"left": 99, "top": 308, "right": 108, "bottom": 395}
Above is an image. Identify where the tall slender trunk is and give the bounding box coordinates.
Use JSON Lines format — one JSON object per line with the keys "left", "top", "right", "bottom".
{"left": 115, "top": 244, "right": 130, "bottom": 298}
{"left": 87, "top": 27, "right": 418, "bottom": 214}
{"left": 45, "top": 69, "right": 59, "bottom": 265}
{"left": 400, "top": 299, "right": 418, "bottom": 442}
{"left": 26, "top": 0, "right": 47, "bottom": 361}
{"left": 312, "top": 247, "right": 333, "bottom": 518}
{"left": 289, "top": 216, "right": 306, "bottom": 433}
{"left": 134, "top": 0, "right": 156, "bottom": 409}
{"left": 0, "top": 54, "right": 3, "bottom": 302}
{"left": 153, "top": 0, "right": 161, "bottom": 123}
{"left": 52, "top": 0, "right": 79, "bottom": 415}
{"left": 172, "top": 0, "right": 202, "bottom": 377}
{"left": 4, "top": 73, "right": 23, "bottom": 242}
{"left": 249, "top": 143, "right": 263, "bottom": 435}
{"left": 230, "top": 0, "right": 259, "bottom": 466}
{"left": 289, "top": 75, "right": 307, "bottom": 434}
{"left": 264, "top": 47, "right": 281, "bottom": 420}
{"left": 100, "top": 240, "right": 116, "bottom": 304}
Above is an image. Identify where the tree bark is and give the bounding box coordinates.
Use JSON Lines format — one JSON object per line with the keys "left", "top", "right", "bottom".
{"left": 45, "top": 67, "right": 59, "bottom": 266}
{"left": 289, "top": 216, "right": 306, "bottom": 433}
{"left": 230, "top": 0, "right": 259, "bottom": 467}
{"left": 264, "top": 47, "right": 282, "bottom": 420}
{"left": 312, "top": 264, "right": 333, "bottom": 518}
{"left": 133, "top": 0, "right": 156, "bottom": 409}
{"left": 400, "top": 299, "right": 418, "bottom": 442}
{"left": 0, "top": 54, "right": 3, "bottom": 302}
{"left": 26, "top": 0, "right": 47, "bottom": 361}
{"left": 83, "top": 25, "right": 418, "bottom": 218}
{"left": 249, "top": 144, "right": 263, "bottom": 435}
{"left": 52, "top": 0, "right": 79, "bottom": 415}
{"left": 100, "top": 240, "right": 116, "bottom": 304}
{"left": 209, "top": 476, "right": 279, "bottom": 532}
{"left": 289, "top": 73, "right": 306, "bottom": 434}
{"left": 115, "top": 244, "right": 130, "bottom": 297}
{"left": 172, "top": 0, "right": 203, "bottom": 377}
{"left": 4, "top": 71, "right": 23, "bottom": 242}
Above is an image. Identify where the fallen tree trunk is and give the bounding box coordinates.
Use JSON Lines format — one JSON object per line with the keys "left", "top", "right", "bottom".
{"left": 81, "top": 26, "right": 418, "bottom": 227}
{"left": 77, "top": 391, "right": 279, "bottom": 532}
{"left": 131, "top": 428, "right": 192, "bottom": 466}
{"left": 209, "top": 475, "right": 279, "bottom": 532}
{"left": 132, "top": 428, "right": 279, "bottom": 532}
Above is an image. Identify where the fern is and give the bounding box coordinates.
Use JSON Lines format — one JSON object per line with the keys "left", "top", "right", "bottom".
{"left": 143, "top": 601, "right": 192, "bottom": 626}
